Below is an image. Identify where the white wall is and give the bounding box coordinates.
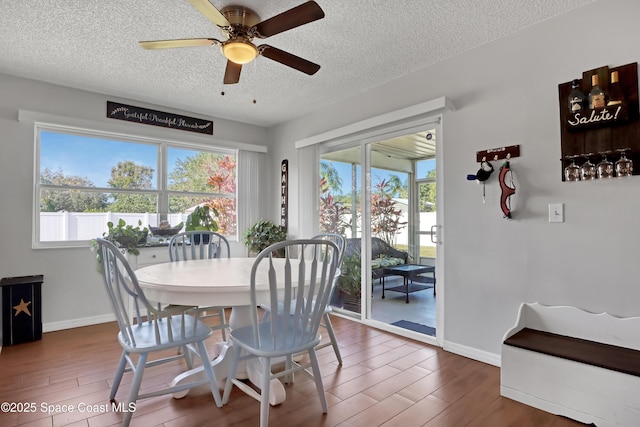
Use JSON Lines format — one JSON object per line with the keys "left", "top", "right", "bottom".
{"left": 0, "top": 74, "right": 270, "bottom": 331}
{"left": 268, "top": 0, "right": 640, "bottom": 358}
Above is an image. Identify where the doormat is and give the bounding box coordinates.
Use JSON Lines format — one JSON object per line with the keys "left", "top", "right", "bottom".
{"left": 391, "top": 320, "right": 435, "bottom": 336}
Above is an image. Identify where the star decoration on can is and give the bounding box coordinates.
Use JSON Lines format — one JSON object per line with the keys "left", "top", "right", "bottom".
{"left": 13, "top": 298, "right": 32, "bottom": 317}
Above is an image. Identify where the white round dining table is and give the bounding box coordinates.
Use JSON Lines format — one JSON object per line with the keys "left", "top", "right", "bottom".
{"left": 138, "top": 257, "right": 290, "bottom": 320}
{"left": 135, "top": 257, "right": 306, "bottom": 404}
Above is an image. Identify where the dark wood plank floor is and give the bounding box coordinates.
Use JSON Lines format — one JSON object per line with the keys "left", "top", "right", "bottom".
{"left": 0, "top": 315, "right": 586, "bottom": 426}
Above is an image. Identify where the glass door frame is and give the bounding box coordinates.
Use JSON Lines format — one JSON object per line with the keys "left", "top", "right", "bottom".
{"left": 359, "top": 119, "right": 444, "bottom": 347}
{"left": 414, "top": 178, "right": 437, "bottom": 262}
{"left": 300, "top": 99, "right": 452, "bottom": 347}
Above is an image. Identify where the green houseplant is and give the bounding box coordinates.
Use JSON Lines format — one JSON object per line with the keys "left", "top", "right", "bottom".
{"left": 103, "top": 219, "right": 149, "bottom": 255}
{"left": 91, "top": 219, "right": 149, "bottom": 272}
{"left": 185, "top": 205, "right": 219, "bottom": 232}
{"left": 243, "top": 219, "right": 287, "bottom": 256}
{"left": 185, "top": 205, "right": 218, "bottom": 244}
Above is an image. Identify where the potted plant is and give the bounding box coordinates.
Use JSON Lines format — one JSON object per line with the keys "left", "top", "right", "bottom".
{"left": 185, "top": 205, "right": 219, "bottom": 244}
{"left": 90, "top": 219, "right": 149, "bottom": 272}
{"left": 336, "top": 253, "right": 362, "bottom": 313}
{"left": 103, "top": 219, "right": 149, "bottom": 255}
{"left": 243, "top": 219, "right": 287, "bottom": 256}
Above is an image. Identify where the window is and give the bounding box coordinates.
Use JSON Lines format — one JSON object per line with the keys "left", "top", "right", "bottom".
{"left": 36, "top": 126, "right": 237, "bottom": 247}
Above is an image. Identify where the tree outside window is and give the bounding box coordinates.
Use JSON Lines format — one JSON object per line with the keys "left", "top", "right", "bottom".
{"left": 319, "top": 160, "right": 410, "bottom": 246}
{"left": 37, "top": 128, "right": 237, "bottom": 244}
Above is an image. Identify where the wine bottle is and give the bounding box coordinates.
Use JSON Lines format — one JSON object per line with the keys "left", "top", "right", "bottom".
{"left": 607, "top": 71, "right": 624, "bottom": 106}
{"left": 568, "top": 79, "right": 585, "bottom": 113}
{"left": 589, "top": 74, "right": 605, "bottom": 109}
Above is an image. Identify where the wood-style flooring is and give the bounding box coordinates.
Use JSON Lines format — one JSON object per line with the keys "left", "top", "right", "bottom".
{"left": 0, "top": 314, "right": 585, "bottom": 426}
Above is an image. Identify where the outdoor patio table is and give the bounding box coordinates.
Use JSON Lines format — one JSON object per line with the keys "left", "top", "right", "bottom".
{"left": 381, "top": 264, "right": 435, "bottom": 303}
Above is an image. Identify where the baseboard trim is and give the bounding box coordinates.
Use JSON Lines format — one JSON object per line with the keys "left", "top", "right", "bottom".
{"left": 39, "top": 315, "right": 502, "bottom": 369}
{"left": 500, "top": 386, "right": 599, "bottom": 425}
{"left": 43, "top": 313, "right": 116, "bottom": 333}
{"left": 443, "top": 339, "right": 501, "bottom": 367}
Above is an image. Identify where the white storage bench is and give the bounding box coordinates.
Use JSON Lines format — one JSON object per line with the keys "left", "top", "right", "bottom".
{"left": 501, "top": 302, "right": 640, "bottom": 427}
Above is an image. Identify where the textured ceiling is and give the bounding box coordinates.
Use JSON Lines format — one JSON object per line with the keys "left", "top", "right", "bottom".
{"left": 0, "top": 0, "right": 594, "bottom": 127}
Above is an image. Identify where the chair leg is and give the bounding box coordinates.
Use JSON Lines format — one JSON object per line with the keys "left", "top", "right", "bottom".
{"left": 283, "top": 355, "right": 294, "bottom": 384}
{"left": 222, "top": 345, "right": 240, "bottom": 404}
{"left": 109, "top": 350, "right": 128, "bottom": 400}
{"left": 323, "top": 312, "right": 342, "bottom": 365}
{"left": 260, "top": 357, "right": 272, "bottom": 427}
{"left": 182, "top": 345, "right": 194, "bottom": 369}
{"left": 308, "top": 349, "right": 328, "bottom": 413}
{"left": 196, "top": 341, "right": 222, "bottom": 407}
{"left": 123, "top": 352, "right": 147, "bottom": 427}
{"left": 218, "top": 308, "right": 227, "bottom": 341}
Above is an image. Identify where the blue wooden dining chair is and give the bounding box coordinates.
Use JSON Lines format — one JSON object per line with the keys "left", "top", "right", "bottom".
{"left": 222, "top": 239, "right": 340, "bottom": 427}
{"left": 168, "top": 231, "right": 231, "bottom": 340}
{"left": 261, "top": 233, "right": 346, "bottom": 363}
{"left": 310, "top": 233, "right": 346, "bottom": 364}
{"left": 262, "top": 233, "right": 347, "bottom": 365}
{"left": 96, "top": 238, "right": 222, "bottom": 427}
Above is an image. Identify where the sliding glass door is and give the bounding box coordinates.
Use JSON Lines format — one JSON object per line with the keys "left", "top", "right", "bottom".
{"left": 367, "top": 132, "right": 437, "bottom": 337}
{"left": 319, "top": 127, "right": 440, "bottom": 341}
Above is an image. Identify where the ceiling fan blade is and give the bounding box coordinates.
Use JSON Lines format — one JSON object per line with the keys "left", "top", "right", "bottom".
{"left": 188, "top": 0, "right": 231, "bottom": 27}
{"left": 139, "top": 38, "right": 219, "bottom": 49}
{"left": 253, "top": 1, "right": 325, "bottom": 38}
{"left": 259, "top": 45, "right": 320, "bottom": 75}
{"left": 224, "top": 60, "right": 242, "bottom": 84}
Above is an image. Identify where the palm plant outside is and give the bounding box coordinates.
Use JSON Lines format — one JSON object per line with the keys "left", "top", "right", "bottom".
{"left": 320, "top": 161, "right": 435, "bottom": 247}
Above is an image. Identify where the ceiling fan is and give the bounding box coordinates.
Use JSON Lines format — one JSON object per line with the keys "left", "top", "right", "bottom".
{"left": 139, "top": 0, "right": 325, "bottom": 85}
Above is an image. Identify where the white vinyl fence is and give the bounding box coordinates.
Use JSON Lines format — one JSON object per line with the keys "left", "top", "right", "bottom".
{"left": 41, "top": 210, "right": 438, "bottom": 244}
{"left": 340, "top": 211, "right": 436, "bottom": 248}
{"left": 40, "top": 212, "right": 188, "bottom": 241}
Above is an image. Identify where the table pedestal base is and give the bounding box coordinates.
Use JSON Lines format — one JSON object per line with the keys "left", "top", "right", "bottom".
{"left": 170, "top": 307, "right": 287, "bottom": 405}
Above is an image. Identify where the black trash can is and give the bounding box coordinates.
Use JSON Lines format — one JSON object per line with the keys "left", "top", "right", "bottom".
{"left": 1, "top": 275, "right": 43, "bottom": 346}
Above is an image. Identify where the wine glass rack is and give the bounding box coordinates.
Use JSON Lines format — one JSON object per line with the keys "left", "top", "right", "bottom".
{"left": 558, "top": 62, "right": 639, "bottom": 181}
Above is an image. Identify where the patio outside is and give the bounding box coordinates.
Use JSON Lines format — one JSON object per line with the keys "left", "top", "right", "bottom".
{"left": 319, "top": 131, "right": 438, "bottom": 335}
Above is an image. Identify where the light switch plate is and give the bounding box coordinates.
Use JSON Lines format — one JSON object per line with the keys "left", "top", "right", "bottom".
{"left": 549, "top": 203, "right": 564, "bottom": 223}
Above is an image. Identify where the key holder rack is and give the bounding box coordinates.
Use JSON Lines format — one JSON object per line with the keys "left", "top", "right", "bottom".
{"left": 476, "top": 145, "right": 520, "bottom": 163}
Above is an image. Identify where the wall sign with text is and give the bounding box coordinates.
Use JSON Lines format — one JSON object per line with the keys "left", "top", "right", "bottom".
{"left": 558, "top": 62, "right": 640, "bottom": 180}
{"left": 281, "top": 160, "right": 288, "bottom": 230}
{"left": 107, "top": 101, "right": 214, "bottom": 135}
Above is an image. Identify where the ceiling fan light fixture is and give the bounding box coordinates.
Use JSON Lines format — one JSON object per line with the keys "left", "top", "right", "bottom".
{"left": 222, "top": 40, "right": 258, "bottom": 64}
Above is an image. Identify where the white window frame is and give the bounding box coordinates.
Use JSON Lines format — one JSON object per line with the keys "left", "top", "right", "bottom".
{"left": 33, "top": 123, "right": 238, "bottom": 249}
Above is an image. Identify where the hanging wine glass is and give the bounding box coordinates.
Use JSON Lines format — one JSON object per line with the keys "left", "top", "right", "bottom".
{"left": 580, "top": 153, "right": 596, "bottom": 181}
{"left": 615, "top": 148, "right": 633, "bottom": 177}
{"left": 564, "top": 155, "right": 581, "bottom": 182}
{"left": 597, "top": 152, "right": 614, "bottom": 179}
